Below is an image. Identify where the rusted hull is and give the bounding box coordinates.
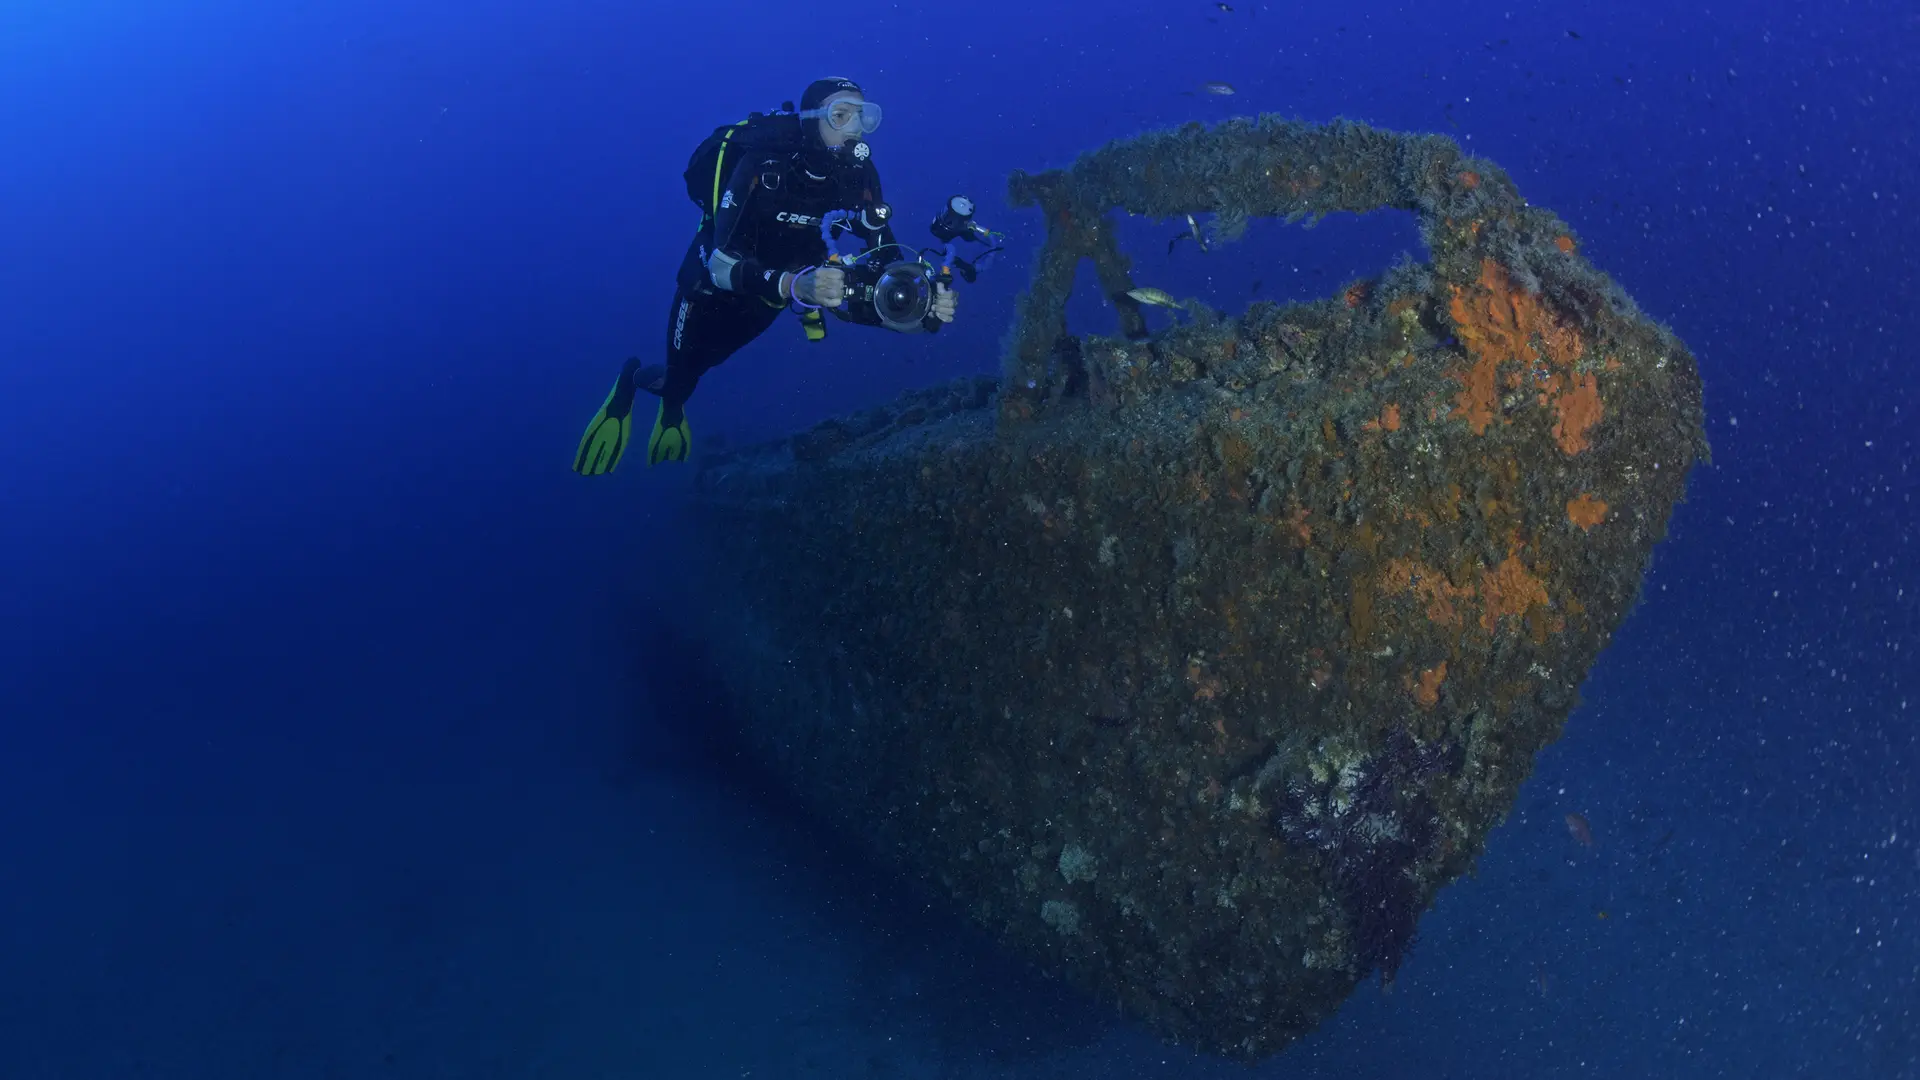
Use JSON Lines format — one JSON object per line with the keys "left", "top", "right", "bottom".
{"left": 687, "top": 118, "right": 1705, "bottom": 1059}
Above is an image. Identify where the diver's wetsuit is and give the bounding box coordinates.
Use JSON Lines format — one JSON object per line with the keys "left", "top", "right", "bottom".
{"left": 654, "top": 145, "right": 897, "bottom": 418}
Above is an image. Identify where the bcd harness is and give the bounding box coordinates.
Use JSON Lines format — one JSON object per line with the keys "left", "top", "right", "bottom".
{"left": 683, "top": 111, "right": 829, "bottom": 340}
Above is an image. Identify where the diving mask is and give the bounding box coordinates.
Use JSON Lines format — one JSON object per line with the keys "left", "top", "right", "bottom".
{"left": 802, "top": 97, "right": 883, "bottom": 136}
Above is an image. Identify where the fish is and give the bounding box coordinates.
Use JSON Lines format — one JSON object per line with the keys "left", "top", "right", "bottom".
{"left": 1201, "top": 81, "right": 1236, "bottom": 95}
{"left": 1125, "top": 287, "right": 1180, "bottom": 308}
{"left": 1215, "top": 2, "right": 1233, "bottom": 10}
{"left": 1565, "top": 811, "right": 1594, "bottom": 847}
{"left": 1168, "top": 212, "right": 1211, "bottom": 254}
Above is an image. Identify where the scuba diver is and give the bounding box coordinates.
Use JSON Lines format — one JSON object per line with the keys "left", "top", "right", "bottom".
{"left": 573, "top": 77, "right": 959, "bottom": 472}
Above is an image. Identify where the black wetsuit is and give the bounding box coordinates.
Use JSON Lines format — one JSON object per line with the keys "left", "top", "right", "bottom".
{"left": 653, "top": 143, "right": 896, "bottom": 419}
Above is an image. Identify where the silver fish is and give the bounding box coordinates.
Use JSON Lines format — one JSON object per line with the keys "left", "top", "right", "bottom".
{"left": 1187, "top": 212, "right": 1211, "bottom": 252}
{"left": 1126, "top": 287, "right": 1180, "bottom": 308}
{"left": 1168, "top": 213, "right": 1212, "bottom": 255}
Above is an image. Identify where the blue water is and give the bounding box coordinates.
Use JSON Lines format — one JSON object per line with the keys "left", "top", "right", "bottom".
{"left": 3, "top": 1, "right": 1914, "bottom": 1076}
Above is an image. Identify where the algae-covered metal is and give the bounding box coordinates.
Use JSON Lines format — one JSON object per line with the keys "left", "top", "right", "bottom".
{"left": 688, "top": 116, "right": 1706, "bottom": 1060}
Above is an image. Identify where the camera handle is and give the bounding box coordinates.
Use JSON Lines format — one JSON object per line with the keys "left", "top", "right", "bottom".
{"left": 919, "top": 265, "right": 955, "bottom": 334}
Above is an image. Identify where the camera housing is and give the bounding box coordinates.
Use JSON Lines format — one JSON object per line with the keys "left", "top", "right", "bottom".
{"left": 819, "top": 194, "right": 997, "bottom": 333}
{"left": 836, "top": 259, "right": 942, "bottom": 334}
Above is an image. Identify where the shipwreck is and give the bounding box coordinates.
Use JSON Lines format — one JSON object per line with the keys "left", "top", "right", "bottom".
{"left": 684, "top": 117, "right": 1706, "bottom": 1060}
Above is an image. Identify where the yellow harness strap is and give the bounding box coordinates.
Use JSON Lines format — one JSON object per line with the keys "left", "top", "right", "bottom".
{"left": 707, "top": 122, "right": 746, "bottom": 221}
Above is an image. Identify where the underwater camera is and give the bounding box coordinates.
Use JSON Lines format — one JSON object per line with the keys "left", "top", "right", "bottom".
{"left": 841, "top": 260, "right": 943, "bottom": 334}
{"left": 821, "top": 195, "right": 1004, "bottom": 333}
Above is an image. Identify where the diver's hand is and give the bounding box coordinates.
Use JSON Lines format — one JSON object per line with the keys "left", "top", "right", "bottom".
{"left": 794, "top": 267, "right": 846, "bottom": 308}
{"left": 931, "top": 281, "right": 957, "bottom": 323}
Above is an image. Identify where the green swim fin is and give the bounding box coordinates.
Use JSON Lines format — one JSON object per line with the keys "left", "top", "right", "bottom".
{"left": 647, "top": 400, "right": 692, "bottom": 466}
{"left": 574, "top": 358, "right": 642, "bottom": 475}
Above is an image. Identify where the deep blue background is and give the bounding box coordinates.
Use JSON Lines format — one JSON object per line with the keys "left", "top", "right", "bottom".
{"left": 2, "top": 1, "right": 1915, "bottom": 1076}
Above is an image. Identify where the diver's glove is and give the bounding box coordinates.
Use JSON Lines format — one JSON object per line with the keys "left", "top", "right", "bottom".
{"left": 647, "top": 400, "right": 692, "bottom": 466}
{"left": 573, "top": 357, "right": 643, "bottom": 475}
{"left": 931, "top": 281, "right": 957, "bottom": 323}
